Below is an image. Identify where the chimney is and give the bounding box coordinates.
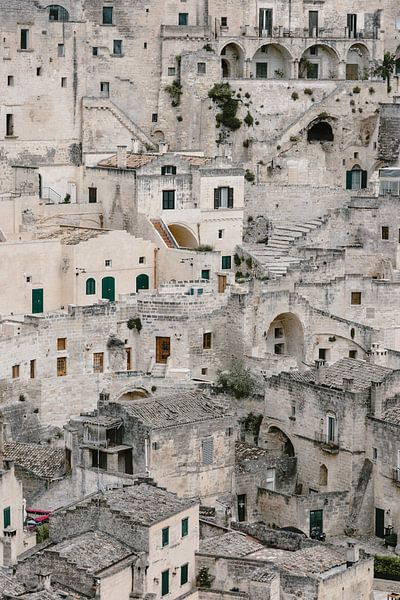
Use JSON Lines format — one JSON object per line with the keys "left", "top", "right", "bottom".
{"left": 314, "top": 359, "right": 326, "bottom": 384}
{"left": 346, "top": 542, "right": 360, "bottom": 564}
{"left": 131, "top": 138, "right": 140, "bottom": 154}
{"left": 37, "top": 570, "right": 51, "bottom": 591}
{"left": 342, "top": 377, "right": 354, "bottom": 392}
{"left": 116, "top": 145, "right": 127, "bottom": 169}
{"left": 371, "top": 380, "right": 384, "bottom": 418}
{"left": 159, "top": 141, "right": 169, "bottom": 155}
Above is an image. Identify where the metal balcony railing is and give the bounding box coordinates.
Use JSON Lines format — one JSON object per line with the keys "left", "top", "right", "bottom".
{"left": 315, "top": 432, "right": 339, "bottom": 450}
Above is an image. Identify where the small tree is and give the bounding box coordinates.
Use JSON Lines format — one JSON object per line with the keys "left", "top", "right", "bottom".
{"left": 217, "top": 359, "right": 256, "bottom": 399}
{"left": 373, "top": 52, "right": 396, "bottom": 93}
{"left": 197, "top": 567, "right": 213, "bottom": 588}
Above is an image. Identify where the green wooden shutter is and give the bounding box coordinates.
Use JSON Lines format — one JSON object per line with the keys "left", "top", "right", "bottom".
{"left": 180, "top": 563, "right": 189, "bottom": 585}
{"left": 161, "top": 166, "right": 166, "bottom": 175}
{"left": 345, "top": 171, "right": 352, "bottom": 190}
{"left": 3, "top": 507, "right": 10, "bottom": 528}
{"left": 172, "top": 166, "right": 177, "bottom": 175}
{"left": 181, "top": 517, "right": 189, "bottom": 537}
{"left": 228, "top": 187, "right": 234, "bottom": 208}
{"left": 214, "top": 188, "right": 220, "bottom": 209}
{"left": 161, "top": 570, "right": 169, "bottom": 596}
{"left": 361, "top": 170, "right": 368, "bottom": 189}
{"left": 162, "top": 526, "right": 169, "bottom": 547}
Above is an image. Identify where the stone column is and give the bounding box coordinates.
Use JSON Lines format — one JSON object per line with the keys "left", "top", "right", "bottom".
{"left": 338, "top": 60, "right": 346, "bottom": 80}
{"left": 291, "top": 59, "right": 299, "bottom": 79}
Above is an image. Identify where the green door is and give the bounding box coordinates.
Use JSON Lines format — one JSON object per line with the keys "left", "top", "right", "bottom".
{"left": 32, "top": 288, "right": 44, "bottom": 313}
{"left": 310, "top": 509, "right": 323, "bottom": 536}
{"left": 136, "top": 273, "right": 149, "bottom": 292}
{"left": 102, "top": 277, "right": 115, "bottom": 301}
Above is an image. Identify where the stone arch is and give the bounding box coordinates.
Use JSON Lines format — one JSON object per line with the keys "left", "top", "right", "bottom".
{"left": 346, "top": 43, "right": 370, "bottom": 80}
{"left": 265, "top": 312, "right": 304, "bottom": 363}
{"left": 220, "top": 42, "right": 245, "bottom": 78}
{"left": 300, "top": 44, "right": 339, "bottom": 80}
{"left": 117, "top": 388, "right": 150, "bottom": 401}
{"left": 319, "top": 464, "right": 328, "bottom": 486}
{"left": 46, "top": 4, "right": 69, "bottom": 21}
{"left": 261, "top": 424, "right": 295, "bottom": 457}
{"left": 168, "top": 223, "right": 198, "bottom": 249}
{"left": 307, "top": 121, "right": 334, "bottom": 142}
{"left": 251, "top": 43, "right": 292, "bottom": 79}
{"left": 153, "top": 130, "right": 165, "bottom": 144}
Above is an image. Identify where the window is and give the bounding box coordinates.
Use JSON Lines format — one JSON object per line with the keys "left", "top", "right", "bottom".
{"left": 274, "top": 343, "right": 285, "bottom": 354}
{"left": 373, "top": 447, "right": 378, "bottom": 461}
{"left": 256, "top": 63, "right": 268, "bottom": 79}
{"left": 347, "top": 13, "right": 357, "bottom": 38}
{"left": 201, "top": 269, "right": 210, "bottom": 280}
{"left": 100, "top": 81, "right": 109, "bottom": 97}
{"left": 168, "top": 67, "right": 176, "bottom": 76}
{"left": 346, "top": 167, "right": 367, "bottom": 190}
{"left": 202, "top": 438, "right": 213, "bottom": 465}
{"left": 30, "top": 359, "right": 36, "bottom": 379}
{"left": 266, "top": 468, "right": 275, "bottom": 491}
{"left": 161, "top": 570, "right": 169, "bottom": 597}
{"left": 203, "top": 332, "right": 212, "bottom": 349}
{"left": 58, "top": 43, "right": 64, "bottom": 57}
{"left": 354, "top": 152, "right": 359, "bottom": 159}
{"left": 3, "top": 507, "right": 10, "bottom": 529}
{"left": 102, "top": 6, "right": 113, "bottom": 24}
{"left": 274, "top": 327, "right": 283, "bottom": 338}
{"left": 327, "top": 414, "right": 336, "bottom": 443}
{"left": 12, "top": 365, "right": 19, "bottom": 379}
{"left": 92, "top": 47, "right": 98, "bottom": 56}
{"left": 307, "top": 63, "right": 318, "bottom": 79}
{"left": 57, "top": 337, "right": 66, "bottom": 351}
{"left": 7, "top": 75, "right": 14, "bottom": 86}
{"left": 221, "top": 16, "right": 228, "bottom": 27}
{"left": 178, "top": 13, "right": 188, "bottom": 26}
{"left": 319, "top": 348, "right": 327, "bottom": 360}
{"left": 88, "top": 187, "right": 97, "bottom": 203}
{"left": 201, "top": 367, "right": 208, "bottom": 375}
{"left": 49, "top": 5, "right": 69, "bottom": 21}
{"left": 162, "top": 190, "right": 175, "bottom": 210}
{"left": 197, "top": 62, "right": 206, "bottom": 74}
{"left": 181, "top": 517, "right": 189, "bottom": 537}
{"left": 113, "top": 40, "right": 122, "bottom": 55}
{"left": 37, "top": 67, "right": 42, "bottom": 76}
{"left": 152, "top": 113, "right": 158, "bottom": 122}
{"left": 126, "top": 347, "right": 131, "bottom": 370}
{"left": 86, "top": 278, "right": 96, "bottom": 295}
{"left": 162, "top": 527, "right": 169, "bottom": 547}
{"left": 309, "top": 10, "right": 318, "bottom": 36}
{"left": 161, "top": 165, "right": 176, "bottom": 175}
{"left": 349, "top": 350, "right": 357, "bottom": 359}
{"left": 61, "top": 77, "right": 67, "bottom": 87}
{"left": 237, "top": 494, "right": 247, "bottom": 521}
{"left": 221, "top": 255, "right": 231, "bottom": 270}
{"left": 259, "top": 8, "right": 272, "bottom": 36}
{"left": 6, "top": 114, "right": 14, "bottom": 136}
{"left": 93, "top": 352, "right": 104, "bottom": 373}
{"left": 218, "top": 229, "right": 224, "bottom": 239}
{"left": 291, "top": 405, "right": 296, "bottom": 418}
{"left": 309, "top": 46, "right": 318, "bottom": 56}
{"left": 57, "top": 356, "right": 67, "bottom": 376}
{"left": 144, "top": 42, "right": 147, "bottom": 49}
{"left": 105, "top": 259, "right": 112, "bottom": 267}
{"left": 382, "top": 226, "right": 389, "bottom": 240}
{"left": 180, "top": 563, "right": 189, "bottom": 586}
{"left": 139, "top": 256, "right": 145, "bottom": 264}
{"left": 351, "top": 291, "right": 362, "bottom": 305}
{"left": 20, "top": 29, "right": 29, "bottom": 50}
{"left": 214, "top": 187, "right": 233, "bottom": 209}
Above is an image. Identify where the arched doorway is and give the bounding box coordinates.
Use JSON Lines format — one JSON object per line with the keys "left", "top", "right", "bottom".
{"left": 263, "top": 426, "right": 295, "bottom": 457}
{"left": 168, "top": 224, "right": 198, "bottom": 249}
{"left": 265, "top": 312, "right": 304, "bottom": 363}
{"left": 252, "top": 43, "right": 292, "bottom": 79}
{"left": 136, "top": 273, "right": 149, "bottom": 292}
{"left": 220, "top": 43, "right": 245, "bottom": 78}
{"left": 300, "top": 44, "right": 339, "bottom": 80}
{"left": 102, "top": 276, "right": 115, "bottom": 301}
{"left": 319, "top": 464, "right": 328, "bottom": 486}
{"left": 307, "top": 121, "right": 334, "bottom": 142}
{"left": 346, "top": 43, "right": 370, "bottom": 80}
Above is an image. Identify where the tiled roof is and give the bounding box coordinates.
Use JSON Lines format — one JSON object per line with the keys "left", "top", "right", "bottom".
{"left": 4, "top": 442, "right": 65, "bottom": 480}
{"left": 49, "top": 530, "right": 134, "bottom": 573}
{"left": 382, "top": 406, "right": 400, "bottom": 425}
{"left": 289, "top": 358, "right": 392, "bottom": 392}
{"left": 236, "top": 442, "right": 269, "bottom": 461}
{"left": 119, "top": 392, "right": 225, "bottom": 428}
{"left": 0, "top": 567, "right": 25, "bottom": 595}
{"left": 93, "top": 483, "right": 197, "bottom": 525}
{"left": 15, "top": 592, "right": 73, "bottom": 600}
{"left": 180, "top": 155, "right": 211, "bottom": 166}
{"left": 36, "top": 226, "right": 107, "bottom": 245}
{"left": 273, "top": 545, "right": 346, "bottom": 576}
{"left": 251, "top": 567, "right": 277, "bottom": 583}
{"left": 82, "top": 416, "right": 123, "bottom": 428}
{"left": 199, "top": 531, "right": 264, "bottom": 557}
{"left": 98, "top": 153, "right": 158, "bottom": 169}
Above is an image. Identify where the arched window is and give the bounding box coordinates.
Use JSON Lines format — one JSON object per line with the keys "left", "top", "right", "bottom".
{"left": 346, "top": 164, "right": 367, "bottom": 190}
{"left": 48, "top": 5, "right": 69, "bottom": 21}
{"left": 86, "top": 278, "right": 96, "bottom": 295}
{"left": 319, "top": 464, "right": 328, "bottom": 486}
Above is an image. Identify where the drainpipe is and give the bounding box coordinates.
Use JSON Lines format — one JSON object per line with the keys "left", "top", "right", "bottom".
{"left": 288, "top": 0, "right": 292, "bottom": 35}
{"left": 153, "top": 248, "right": 158, "bottom": 289}
{"left": 144, "top": 436, "right": 150, "bottom": 476}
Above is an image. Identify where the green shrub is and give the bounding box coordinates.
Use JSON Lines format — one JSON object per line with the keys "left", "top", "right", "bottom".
{"left": 234, "top": 253, "right": 242, "bottom": 266}
{"left": 196, "top": 244, "right": 214, "bottom": 252}
{"left": 353, "top": 86, "right": 361, "bottom": 94}
{"left": 304, "top": 88, "right": 313, "bottom": 95}
{"left": 244, "top": 111, "right": 254, "bottom": 126}
{"left": 217, "top": 359, "right": 256, "bottom": 399}
{"left": 127, "top": 317, "right": 142, "bottom": 333}
{"left": 63, "top": 193, "right": 71, "bottom": 204}
{"left": 318, "top": 112, "right": 329, "bottom": 119}
{"left": 165, "top": 80, "right": 183, "bottom": 107}
{"left": 243, "top": 138, "right": 251, "bottom": 148}
{"left": 369, "top": 86, "right": 375, "bottom": 94}
{"left": 177, "top": 115, "right": 183, "bottom": 122}
{"left": 197, "top": 567, "right": 213, "bottom": 588}
{"left": 246, "top": 257, "right": 253, "bottom": 269}
{"left": 291, "top": 91, "right": 299, "bottom": 101}
{"left": 244, "top": 170, "right": 255, "bottom": 183}
{"left": 36, "top": 524, "right": 49, "bottom": 544}
{"left": 374, "top": 555, "right": 400, "bottom": 580}
{"left": 244, "top": 92, "right": 250, "bottom": 99}
{"left": 290, "top": 135, "right": 299, "bottom": 143}
{"left": 203, "top": 43, "right": 213, "bottom": 52}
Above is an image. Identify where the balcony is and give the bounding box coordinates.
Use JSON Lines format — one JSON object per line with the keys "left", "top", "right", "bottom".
{"left": 392, "top": 467, "right": 400, "bottom": 486}
{"left": 315, "top": 432, "right": 339, "bottom": 454}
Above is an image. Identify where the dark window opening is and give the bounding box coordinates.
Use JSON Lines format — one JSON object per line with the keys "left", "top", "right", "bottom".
{"left": 201, "top": 269, "right": 210, "bottom": 280}
{"left": 88, "top": 187, "right": 97, "bottom": 203}
{"left": 221, "top": 17, "right": 228, "bottom": 27}
{"left": 20, "top": 29, "right": 29, "bottom": 50}
{"left": 178, "top": 13, "right": 188, "bottom": 26}
{"left": 102, "top": 6, "right": 113, "bottom": 25}
{"left": 152, "top": 113, "right": 158, "bottom": 122}
{"left": 349, "top": 350, "right": 357, "bottom": 359}
{"left": 382, "top": 226, "right": 389, "bottom": 240}
{"left": 180, "top": 564, "right": 189, "bottom": 586}
{"left": 113, "top": 39, "right": 122, "bottom": 55}
{"left": 7, "top": 75, "right": 14, "bottom": 86}
{"left": 203, "top": 332, "right": 212, "bottom": 349}
{"left": 351, "top": 291, "right": 362, "bottom": 305}
{"left": 307, "top": 122, "right": 334, "bottom": 142}
{"left": 162, "top": 190, "right": 175, "bottom": 210}
{"left": 274, "top": 343, "right": 285, "bottom": 354}
{"left": 100, "top": 81, "right": 109, "bottom": 97}
{"left": 6, "top": 114, "right": 14, "bottom": 136}
{"left": 161, "top": 165, "right": 176, "bottom": 175}
{"left": 92, "top": 47, "right": 98, "bottom": 56}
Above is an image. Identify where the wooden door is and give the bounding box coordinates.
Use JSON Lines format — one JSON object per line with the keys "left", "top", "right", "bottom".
{"left": 156, "top": 337, "right": 170, "bottom": 363}
{"left": 346, "top": 64, "right": 358, "bottom": 80}
{"left": 218, "top": 275, "right": 227, "bottom": 293}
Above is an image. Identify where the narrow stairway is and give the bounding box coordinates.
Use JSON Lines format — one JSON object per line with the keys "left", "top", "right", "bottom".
{"left": 151, "top": 220, "right": 176, "bottom": 248}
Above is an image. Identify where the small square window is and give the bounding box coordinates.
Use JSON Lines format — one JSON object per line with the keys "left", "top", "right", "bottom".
{"left": 113, "top": 39, "right": 122, "bottom": 55}
{"left": 26, "top": 276, "right": 32, "bottom": 283}
{"left": 201, "top": 367, "right": 208, "bottom": 375}
{"left": 274, "top": 343, "right": 285, "bottom": 355}
{"left": 274, "top": 327, "right": 283, "bottom": 338}
{"left": 57, "top": 337, "right": 66, "bottom": 351}
{"left": 310, "top": 46, "right": 318, "bottom": 56}
{"left": 351, "top": 292, "right": 362, "bottom": 305}
{"left": 58, "top": 43, "right": 65, "bottom": 57}
{"left": 92, "top": 46, "right": 98, "bottom": 56}
{"left": 349, "top": 350, "right": 357, "bottom": 359}
{"left": 100, "top": 81, "right": 109, "bottom": 97}
{"left": 221, "top": 16, "right": 228, "bottom": 27}
{"left": 7, "top": 75, "right": 14, "bottom": 86}
{"left": 168, "top": 67, "right": 176, "bottom": 76}
{"left": 105, "top": 259, "right": 112, "bottom": 267}
{"left": 382, "top": 226, "right": 389, "bottom": 240}
{"left": 162, "top": 526, "right": 169, "bottom": 547}
{"left": 221, "top": 255, "right": 231, "bottom": 270}
{"left": 178, "top": 12, "right": 188, "bottom": 25}
{"left": 152, "top": 113, "right": 158, "bottom": 122}
{"left": 102, "top": 6, "right": 113, "bottom": 25}
{"left": 201, "top": 269, "right": 210, "bottom": 280}
{"left": 203, "top": 332, "right": 212, "bottom": 349}
{"left": 12, "top": 365, "right": 20, "bottom": 379}
{"left": 37, "top": 67, "right": 42, "bottom": 76}
{"left": 139, "top": 256, "right": 145, "bottom": 264}
{"left": 61, "top": 77, "right": 67, "bottom": 87}
{"left": 197, "top": 62, "right": 206, "bottom": 74}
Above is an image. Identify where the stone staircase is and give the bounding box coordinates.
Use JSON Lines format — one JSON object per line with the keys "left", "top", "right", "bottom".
{"left": 151, "top": 220, "right": 176, "bottom": 248}
{"left": 243, "top": 218, "right": 326, "bottom": 279}
{"left": 378, "top": 103, "right": 400, "bottom": 163}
